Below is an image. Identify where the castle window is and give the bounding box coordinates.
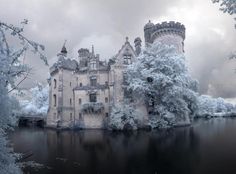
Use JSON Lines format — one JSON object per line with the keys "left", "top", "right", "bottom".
{"left": 106, "top": 113, "right": 109, "bottom": 117}
{"left": 79, "top": 113, "right": 82, "bottom": 120}
{"left": 105, "top": 81, "right": 108, "bottom": 86}
{"left": 53, "top": 94, "right": 57, "bottom": 107}
{"left": 105, "top": 97, "right": 108, "bottom": 103}
{"left": 70, "top": 98, "right": 72, "bottom": 105}
{"left": 123, "top": 54, "right": 132, "bottom": 65}
{"left": 79, "top": 98, "right": 82, "bottom": 104}
{"left": 54, "top": 79, "right": 57, "bottom": 89}
{"left": 70, "top": 82, "right": 72, "bottom": 86}
{"left": 89, "top": 93, "right": 97, "bottom": 102}
{"left": 90, "top": 77, "right": 97, "bottom": 86}
{"left": 90, "top": 60, "right": 96, "bottom": 70}
{"left": 80, "top": 83, "right": 82, "bottom": 87}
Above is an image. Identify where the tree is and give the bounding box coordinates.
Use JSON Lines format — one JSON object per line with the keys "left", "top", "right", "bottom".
{"left": 0, "top": 20, "right": 47, "bottom": 174}
{"left": 108, "top": 101, "right": 144, "bottom": 130}
{"left": 212, "top": 1, "right": 236, "bottom": 67}
{"left": 19, "top": 83, "right": 49, "bottom": 116}
{"left": 212, "top": 0, "right": 236, "bottom": 28}
{"left": 197, "top": 95, "right": 235, "bottom": 117}
{"left": 212, "top": 0, "right": 236, "bottom": 29}
{"left": 125, "top": 42, "right": 199, "bottom": 128}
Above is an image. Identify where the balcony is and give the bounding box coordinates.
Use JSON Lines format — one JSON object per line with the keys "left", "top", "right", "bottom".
{"left": 81, "top": 102, "right": 104, "bottom": 113}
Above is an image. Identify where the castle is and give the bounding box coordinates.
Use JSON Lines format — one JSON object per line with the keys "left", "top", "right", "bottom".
{"left": 46, "top": 21, "right": 186, "bottom": 129}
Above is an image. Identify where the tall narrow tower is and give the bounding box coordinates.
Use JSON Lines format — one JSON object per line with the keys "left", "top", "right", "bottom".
{"left": 144, "top": 21, "right": 186, "bottom": 53}
{"left": 134, "top": 37, "right": 142, "bottom": 56}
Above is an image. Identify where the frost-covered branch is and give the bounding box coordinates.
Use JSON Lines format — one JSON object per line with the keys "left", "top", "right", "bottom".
{"left": 0, "top": 20, "right": 48, "bottom": 173}
{"left": 212, "top": 0, "right": 236, "bottom": 28}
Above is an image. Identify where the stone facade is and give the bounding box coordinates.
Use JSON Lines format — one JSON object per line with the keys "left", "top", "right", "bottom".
{"left": 47, "top": 21, "right": 186, "bottom": 129}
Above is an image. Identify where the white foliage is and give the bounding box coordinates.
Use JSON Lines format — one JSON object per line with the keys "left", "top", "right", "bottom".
{"left": 197, "top": 95, "right": 235, "bottom": 116}
{"left": 20, "top": 83, "right": 49, "bottom": 116}
{"left": 212, "top": 1, "right": 236, "bottom": 18}
{"left": 0, "top": 20, "right": 47, "bottom": 173}
{"left": 124, "top": 42, "right": 199, "bottom": 128}
{"left": 108, "top": 102, "right": 144, "bottom": 130}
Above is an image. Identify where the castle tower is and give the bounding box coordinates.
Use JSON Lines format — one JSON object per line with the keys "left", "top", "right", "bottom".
{"left": 134, "top": 37, "right": 142, "bottom": 56}
{"left": 144, "top": 20, "right": 155, "bottom": 45}
{"left": 144, "top": 21, "right": 186, "bottom": 53}
{"left": 78, "top": 48, "right": 90, "bottom": 67}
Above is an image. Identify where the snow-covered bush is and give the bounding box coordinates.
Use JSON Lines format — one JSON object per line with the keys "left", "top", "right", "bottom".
{"left": 125, "top": 42, "right": 199, "bottom": 128}
{"left": 197, "top": 95, "right": 235, "bottom": 117}
{"left": 108, "top": 102, "right": 143, "bottom": 130}
{"left": 20, "top": 83, "right": 49, "bottom": 116}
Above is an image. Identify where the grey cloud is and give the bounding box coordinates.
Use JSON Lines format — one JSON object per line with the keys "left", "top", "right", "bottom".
{"left": 0, "top": 0, "right": 235, "bottom": 98}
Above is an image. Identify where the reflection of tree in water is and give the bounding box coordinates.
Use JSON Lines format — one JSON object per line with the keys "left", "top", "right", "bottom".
{"left": 145, "top": 127, "right": 200, "bottom": 174}
{"left": 45, "top": 128, "right": 200, "bottom": 174}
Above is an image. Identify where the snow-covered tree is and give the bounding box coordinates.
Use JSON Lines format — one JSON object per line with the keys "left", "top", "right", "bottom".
{"left": 125, "top": 42, "right": 199, "bottom": 128}
{"left": 197, "top": 95, "right": 235, "bottom": 116}
{"left": 212, "top": 1, "right": 236, "bottom": 59}
{"left": 212, "top": 0, "right": 236, "bottom": 28}
{"left": 0, "top": 20, "right": 47, "bottom": 173}
{"left": 20, "top": 83, "right": 49, "bottom": 116}
{"left": 108, "top": 101, "right": 145, "bottom": 130}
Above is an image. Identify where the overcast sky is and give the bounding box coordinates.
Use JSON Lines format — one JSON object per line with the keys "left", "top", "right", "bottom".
{"left": 1, "top": 0, "right": 236, "bottom": 98}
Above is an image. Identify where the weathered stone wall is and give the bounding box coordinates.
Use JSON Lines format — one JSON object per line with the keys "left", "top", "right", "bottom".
{"left": 154, "top": 34, "right": 184, "bottom": 53}
{"left": 47, "top": 71, "right": 60, "bottom": 127}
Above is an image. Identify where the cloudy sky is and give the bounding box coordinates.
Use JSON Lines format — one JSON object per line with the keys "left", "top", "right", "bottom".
{"left": 1, "top": 0, "right": 236, "bottom": 98}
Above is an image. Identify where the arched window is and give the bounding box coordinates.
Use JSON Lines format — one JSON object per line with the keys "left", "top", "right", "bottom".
{"left": 53, "top": 94, "right": 57, "bottom": 106}
{"left": 53, "top": 79, "right": 57, "bottom": 89}
{"left": 70, "top": 98, "right": 72, "bottom": 105}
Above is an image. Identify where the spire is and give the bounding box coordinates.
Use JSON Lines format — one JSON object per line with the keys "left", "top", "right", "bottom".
{"left": 125, "top": 36, "right": 129, "bottom": 43}
{"left": 91, "top": 45, "right": 94, "bottom": 56}
{"left": 61, "top": 40, "right": 67, "bottom": 54}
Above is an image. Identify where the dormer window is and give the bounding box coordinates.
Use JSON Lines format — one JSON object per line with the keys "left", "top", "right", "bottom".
{"left": 90, "top": 60, "right": 97, "bottom": 70}
{"left": 123, "top": 54, "right": 132, "bottom": 65}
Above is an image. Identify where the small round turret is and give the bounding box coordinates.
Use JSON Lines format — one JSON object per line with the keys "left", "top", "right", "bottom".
{"left": 144, "top": 21, "right": 186, "bottom": 53}
{"left": 134, "top": 37, "right": 142, "bottom": 56}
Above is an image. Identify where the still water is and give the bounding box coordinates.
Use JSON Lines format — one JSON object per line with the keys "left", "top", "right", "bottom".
{"left": 9, "top": 118, "right": 236, "bottom": 174}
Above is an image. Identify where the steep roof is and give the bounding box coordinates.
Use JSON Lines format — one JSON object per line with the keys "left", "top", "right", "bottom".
{"left": 109, "top": 37, "right": 137, "bottom": 65}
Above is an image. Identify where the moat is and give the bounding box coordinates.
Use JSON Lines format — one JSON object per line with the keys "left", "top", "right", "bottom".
{"left": 9, "top": 118, "right": 236, "bottom": 174}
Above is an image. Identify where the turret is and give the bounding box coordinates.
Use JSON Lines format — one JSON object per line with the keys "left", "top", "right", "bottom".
{"left": 144, "top": 20, "right": 154, "bottom": 46}
{"left": 134, "top": 37, "right": 142, "bottom": 56}
{"left": 144, "top": 21, "right": 186, "bottom": 53}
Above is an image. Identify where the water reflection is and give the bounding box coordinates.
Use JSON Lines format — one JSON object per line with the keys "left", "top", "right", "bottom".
{"left": 9, "top": 118, "right": 236, "bottom": 174}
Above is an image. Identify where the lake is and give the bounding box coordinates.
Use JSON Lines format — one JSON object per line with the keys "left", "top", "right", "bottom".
{"left": 9, "top": 118, "right": 236, "bottom": 174}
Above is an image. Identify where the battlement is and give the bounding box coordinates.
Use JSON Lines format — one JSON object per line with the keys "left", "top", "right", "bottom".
{"left": 144, "top": 21, "right": 185, "bottom": 44}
